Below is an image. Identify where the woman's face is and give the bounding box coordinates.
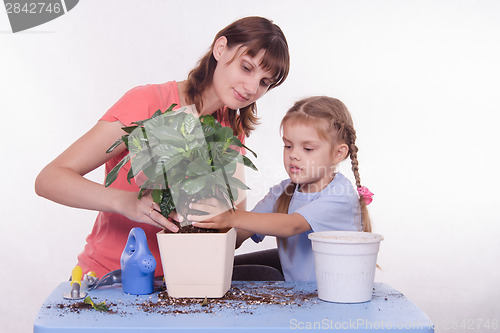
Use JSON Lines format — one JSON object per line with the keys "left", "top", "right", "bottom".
{"left": 212, "top": 39, "right": 275, "bottom": 110}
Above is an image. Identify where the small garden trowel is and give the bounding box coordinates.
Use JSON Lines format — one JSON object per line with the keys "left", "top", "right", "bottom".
{"left": 63, "top": 266, "right": 88, "bottom": 300}
{"left": 88, "top": 269, "right": 122, "bottom": 291}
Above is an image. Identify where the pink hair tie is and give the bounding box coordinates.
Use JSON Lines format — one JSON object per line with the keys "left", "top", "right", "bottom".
{"left": 357, "top": 186, "right": 374, "bottom": 205}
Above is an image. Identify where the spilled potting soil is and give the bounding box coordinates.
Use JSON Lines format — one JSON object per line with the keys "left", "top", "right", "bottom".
{"left": 51, "top": 282, "right": 318, "bottom": 316}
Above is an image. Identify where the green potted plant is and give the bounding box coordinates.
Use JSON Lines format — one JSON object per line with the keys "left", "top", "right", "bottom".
{"left": 105, "top": 104, "right": 257, "bottom": 298}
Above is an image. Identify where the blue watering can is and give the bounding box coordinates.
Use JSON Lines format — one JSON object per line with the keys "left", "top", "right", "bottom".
{"left": 120, "top": 227, "right": 156, "bottom": 295}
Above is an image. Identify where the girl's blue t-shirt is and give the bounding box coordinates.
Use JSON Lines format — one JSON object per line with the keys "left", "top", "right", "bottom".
{"left": 250, "top": 172, "right": 362, "bottom": 281}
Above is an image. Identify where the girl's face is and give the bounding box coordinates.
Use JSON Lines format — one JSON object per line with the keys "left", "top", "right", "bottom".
{"left": 282, "top": 122, "right": 340, "bottom": 193}
{"left": 212, "top": 38, "right": 275, "bottom": 110}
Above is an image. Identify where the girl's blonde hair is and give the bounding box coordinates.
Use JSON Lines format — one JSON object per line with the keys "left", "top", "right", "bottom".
{"left": 274, "top": 96, "right": 372, "bottom": 233}
{"left": 185, "top": 16, "right": 290, "bottom": 137}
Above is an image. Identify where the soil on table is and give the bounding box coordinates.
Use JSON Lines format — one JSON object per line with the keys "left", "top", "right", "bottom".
{"left": 50, "top": 301, "right": 118, "bottom": 314}
{"left": 140, "top": 284, "right": 317, "bottom": 315}
{"left": 52, "top": 283, "right": 318, "bottom": 316}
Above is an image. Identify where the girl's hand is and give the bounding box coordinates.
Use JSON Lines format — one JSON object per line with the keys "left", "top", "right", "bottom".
{"left": 188, "top": 198, "right": 234, "bottom": 230}
{"left": 118, "top": 191, "right": 180, "bottom": 232}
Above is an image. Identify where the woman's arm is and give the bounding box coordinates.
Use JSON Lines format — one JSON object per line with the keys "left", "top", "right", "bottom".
{"left": 189, "top": 199, "right": 311, "bottom": 238}
{"left": 35, "top": 120, "right": 179, "bottom": 232}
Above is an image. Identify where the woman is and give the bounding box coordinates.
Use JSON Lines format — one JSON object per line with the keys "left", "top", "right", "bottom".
{"left": 35, "top": 16, "right": 290, "bottom": 278}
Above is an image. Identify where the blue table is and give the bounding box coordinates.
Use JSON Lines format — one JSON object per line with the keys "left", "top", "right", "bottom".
{"left": 34, "top": 281, "right": 433, "bottom": 332}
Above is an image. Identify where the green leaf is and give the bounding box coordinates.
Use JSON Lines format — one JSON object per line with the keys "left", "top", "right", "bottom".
{"left": 242, "top": 155, "right": 258, "bottom": 171}
{"left": 106, "top": 137, "right": 124, "bottom": 154}
{"left": 186, "top": 137, "right": 204, "bottom": 153}
{"left": 228, "top": 176, "right": 250, "bottom": 191}
{"left": 213, "top": 182, "right": 228, "bottom": 197}
{"left": 151, "top": 109, "right": 163, "bottom": 118}
{"left": 223, "top": 148, "right": 241, "bottom": 160}
{"left": 200, "top": 115, "right": 215, "bottom": 127}
{"left": 165, "top": 103, "right": 177, "bottom": 112}
{"left": 143, "top": 163, "right": 160, "bottom": 182}
{"left": 213, "top": 178, "right": 234, "bottom": 202}
{"left": 219, "top": 165, "right": 236, "bottom": 211}
{"left": 122, "top": 125, "right": 139, "bottom": 134}
{"left": 181, "top": 176, "right": 206, "bottom": 195}
{"left": 138, "top": 187, "right": 146, "bottom": 199}
{"left": 242, "top": 143, "right": 257, "bottom": 158}
{"left": 94, "top": 302, "right": 110, "bottom": 312}
{"left": 228, "top": 136, "right": 243, "bottom": 147}
{"left": 84, "top": 296, "right": 93, "bottom": 306}
{"left": 105, "top": 154, "right": 131, "bottom": 187}
{"left": 126, "top": 128, "right": 150, "bottom": 154}
{"left": 210, "top": 142, "right": 227, "bottom": 155}
{"left": 84, "top": 296, "right": 109, "bottom": 312}
{"left": 201, "top": 125, "right": 217, "bottom": 138}
{"left": 190, "top": 125, "right": 206, "bottom": 139}
{"left": 148, "top": 125, "right": 179, "bottom": 141}
{"left": 155, "top": 154, "right": 184, "bottom": 175}
{"left": 183, "top": 113, "right": 196, "bottom": 135}
{"left": 213, "top": 118, "right": 223, "bottom": 128}
{"left": 143, "top": 115, "right": 165, "bottom": 132}
{"left": 213, "top": 160, "right": 237, "bottom": 177}
{"left": 121, "top": 135, "right": 130, "bottom": 150}
{"left": 225, "top": 144, "right": 257, "bottom": 159}
{"left": 126, "top": 166, "right": 135, "bottom": 185}
{"left": 160, "top": 188, "right": 176, "bottom": 218}
{"left": 168, "top": 112, "right": 186, "bottom": 131}
{"left": 215, "top": 127, "right": 234, "bottom": 143}
{"left": 130, "top": 148, "right": 155, "bottom": 170}
{"left": 186, "top": 157, "right": 213, "bottom": 177}
{"left": 152, "top": 189, "right": 163, "bottom": 204}
{"left": 164, "top": 167, "right": 186, "bottom": 185}
{"left": 151, "top": 143, "right": 179, "bottom": 162}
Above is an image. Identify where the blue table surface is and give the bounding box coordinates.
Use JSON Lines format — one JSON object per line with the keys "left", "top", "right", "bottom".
{"left": 34, "top": 281, "right": 433, "bottom": 332}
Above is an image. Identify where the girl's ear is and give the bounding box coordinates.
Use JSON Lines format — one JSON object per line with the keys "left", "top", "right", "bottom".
{"left": 212, "top": 36, "right": 228, "bottom": 61}
{"left": 332, "top": 143, "right": 349, "bottom": 164}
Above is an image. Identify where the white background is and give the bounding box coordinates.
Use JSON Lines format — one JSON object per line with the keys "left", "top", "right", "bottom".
{"left": 1, "top": 1, "right": 500, "bottom": 332}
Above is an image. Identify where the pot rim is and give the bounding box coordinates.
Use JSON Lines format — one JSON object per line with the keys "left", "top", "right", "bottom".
{"left": 308, "top": 231, "right": 383, "bottom": 244}
{"left": 157, "top": 227, "right": 234, "bottom": 236}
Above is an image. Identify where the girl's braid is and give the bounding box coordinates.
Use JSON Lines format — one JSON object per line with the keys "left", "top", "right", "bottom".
{"left": 336, "top": 121, "right": 371, "bottom": 232}
{"left": 349, "top": 141, "right": 362, "bottom": 188}
{"left": 336, "top": 120, "right": 361, "bottom": 187}
{"left": 333, "top": 119, "right": 361, "bottom": 187}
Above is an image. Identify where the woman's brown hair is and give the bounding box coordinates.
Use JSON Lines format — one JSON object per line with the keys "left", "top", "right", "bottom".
{"left": 185, "top": 16, "right": 290, "bottom": 137}
{"left": 274, "top": 96, "right": 372, "bottom": 233}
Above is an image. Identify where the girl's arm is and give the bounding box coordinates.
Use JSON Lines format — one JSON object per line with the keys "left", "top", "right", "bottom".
{"left": 189, "top": 199, "right": 311, "bottom": 238}
{"left": 35, "top": 120, "right": 179, "bottom": 232}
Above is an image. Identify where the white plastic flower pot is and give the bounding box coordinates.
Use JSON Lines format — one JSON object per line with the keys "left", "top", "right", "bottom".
{"left": 157, "top": 228, "right": 236, "bottom": 298}
{"left": 308, "top": 231, "right": 383, "bottom": 303}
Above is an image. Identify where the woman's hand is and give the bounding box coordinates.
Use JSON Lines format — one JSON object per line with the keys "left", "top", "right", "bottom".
{"left": 118, "top": 191, "right": 180, "bottom": 232}
{"left": 188, "top": 198, "right": 235, "bottom": 230}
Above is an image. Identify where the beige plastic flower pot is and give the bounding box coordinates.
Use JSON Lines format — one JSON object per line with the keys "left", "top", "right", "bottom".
{"left": 157, "top": 227, "right": 236, "bottom": 298}
{"left": 308, "top": 231, "right": 383, "bottom": 303}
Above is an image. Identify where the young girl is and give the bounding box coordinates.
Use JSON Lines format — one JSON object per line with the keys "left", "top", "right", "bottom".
{"left": 34, "top": 16, "right": 290, "bottom": 278}
{"left": 190, "top": 96, "right": 373, "bottom": 281}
